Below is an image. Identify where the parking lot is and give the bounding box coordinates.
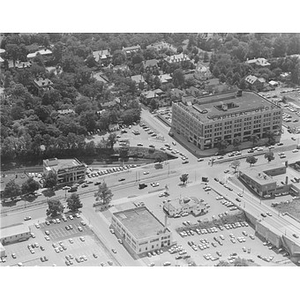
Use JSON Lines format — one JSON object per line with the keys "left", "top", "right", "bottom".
{"left": 1, "top": 214, "right": 117, "bottom": 267}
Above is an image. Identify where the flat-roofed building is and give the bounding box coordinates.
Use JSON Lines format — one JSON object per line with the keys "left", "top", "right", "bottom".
{"left": 163, "top": 196, "right": 207, "bottom": 217}
{"left": 122, "top": 44, "right": 141, "bottom": 55}
{"left": 172, "top": 90, "right": 282, "bottom": 150}
{"left": 43, "top": 158, "right": 86, "bottom": 186}
{"left": 239, "top": 163, "right": 300, "bottom": 198}
{"left": 0, "top": 224, "right": 31, "bottom": 245}
{"left": 111, "top": 206, "right": 171, "bottom": 255}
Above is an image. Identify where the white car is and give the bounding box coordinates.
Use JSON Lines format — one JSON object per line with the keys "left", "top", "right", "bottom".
{"left": 143, "top": 171, "right": 149, "bottom": 175}
{"left": 292, "top": 149, "right": 299, "bottom": 153}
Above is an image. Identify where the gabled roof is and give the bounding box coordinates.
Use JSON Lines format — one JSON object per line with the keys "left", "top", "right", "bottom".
{"left": 165, "top": 53, "right": 190, "bottom": 64}
{"left": 246, "top": 57, "right": 270, "bottom": 67}
{"left": 142, "top": 59, "right": 158, "bottom": 68}
{"left": 93, "top": 49, "right": 111, "bottom": 61}
{"left": 158, "top": 73, "right": 172, "bottom": 83}
{"left": 27, "top": 49, "right": 52, "bottom": 59}
{"left": 122, "top": 45, "right": 141, "bottom": 53}
{"left": 33, "top": 78, "right": 53, "bottom": 88}
{"left": 131, "top": 74, "right": 145, "bottom": 83}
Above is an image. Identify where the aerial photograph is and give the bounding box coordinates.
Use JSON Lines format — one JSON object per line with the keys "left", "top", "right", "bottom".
{"left": 1, "top": 32, "right": 300, "bottom": 269}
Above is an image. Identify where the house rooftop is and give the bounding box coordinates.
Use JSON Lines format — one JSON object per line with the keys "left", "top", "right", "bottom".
{"left": 113, "top": 206, "right": 168, "bottom": 240}
{"left": 131, "top": 75, "right": 145, "bottom": 83}
{"left": 33, "top": 78, "right": 53, "bottom": 88}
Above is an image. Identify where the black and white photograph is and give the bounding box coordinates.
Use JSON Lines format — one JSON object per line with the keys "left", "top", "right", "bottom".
{"left": 1, "top": 2, "right": 299, "bottom": 300}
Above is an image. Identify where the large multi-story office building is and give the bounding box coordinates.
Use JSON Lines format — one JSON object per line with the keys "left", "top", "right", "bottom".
{"left": 172, "top": 91, "right": 282, "bottom": 150}
{"left": 111, "top": 206, "right": 172, "bottom": 255}
{"left": 43, "top": 158, "right": 86, "bottom": 186}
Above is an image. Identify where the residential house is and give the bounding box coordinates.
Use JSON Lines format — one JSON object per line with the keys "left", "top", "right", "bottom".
{"left": 33, "top": 78, "right": 53, "bottom": 95}
{"left": 164, "top": 53, "right": 190, "bottom": 65}
{"left": 146, "top": 41, "right": 177, "bottom": 53}
{"left": 142, "top": 59, "right": 159, "bottom": 72}
{"left": 158, "top": 73, "right": 172, "bottom": 85}
{"left": 57, "top": 109, "right": 75, "bottom": 115}
{"left": 246, "top": 57, "right": 270, "bottom": 68}
{"left": 27, "top": 49, "right": 53, "bottom": 61}
{"left": 15, "top": 61, "right": 32, "bottom": 69}
{"left": 195, "top": 63, "right": 212, "bottom": 81}
{"left": 101, "top": 98, "right": 121, "bottom": 109}
{"left": 122, "top": 45, "right": 141, "bottom": 55}
{"left": 92, "top": 49, "right": 112, "bottom": 65}
{"left": 131, "top": 74, "right": 146, "bottom": 85}
{"left": 269, "top": 80, "right": 279, "bottom": 88}
{"left": 245, "top": 75, "right": 266, "bottom": 91}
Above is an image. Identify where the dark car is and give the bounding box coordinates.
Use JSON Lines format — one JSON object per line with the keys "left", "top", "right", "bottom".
{"left": 118, "top": 178, "right": 125, "bottom": 182}
{"left": 261, "top": 213, "right": 267, "bottom": 218}
{"left": 235, "top": 197, "right": 241, "bottom": 202}
{"left": 139, "top": 183, "right": 148, "bottom": 189}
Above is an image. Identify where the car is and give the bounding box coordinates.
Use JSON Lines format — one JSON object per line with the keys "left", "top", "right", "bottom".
{"left": 261, "top": 213, "right": 267, "bottom": 218}
{"left": 24, "top": 216, "right": 31, "bottom": 221}
{"left": 110, "top": 228, "right": 115, "bottom": 234}
{"left": 45, "top": 236, "right": 50, "bottom": 241}
{"left": 266, "top": 212, "right": 272, "bottom": 217}
{"left": 78, "top": 226, "right": 83, "bottom": 232}
{"left": 137, "top": 143, "right": 143, "bottom": 146}
{"left": 69, "top": 215, "right": 74, "bottom": 220}
{"left": 81, "top": 183, "right": 89, "bottom": 188}
{"left": 224, "top": 170, "right": 229, "bottom": 173}
{"left": 182, "top": 160, "right": 189, "bottom": 164}
{"left": 292, "top": 149, "right": 299, "bottom": 153}
{"left": 235, "top": 197, "right": 241, "bottom": 202}
{"left": 81, "top": 220, "right": 86, "bottom": 226}
{"left": 118, "top": 178, "right": 125, "bottom": 182}
{"left": 112, "top": 248, "right": 117, "bottom": 254}
{"left": 79, "top": 236, "right": 85, "bottom": 242}
{"left": 69, "top": 238, "right": 74, "bottom": 244}
{"left": 35, "top": 223, "right": 40, "bottom": 229}
{"left": 40, "top": 246, "right": 45, "bottom": 251}
{"left": 197, "top": 158, "right": 204, "bottom": 162}
{"left": 11, "top": 253, "right": 17, "bottom": 259}
{"left": 143, "top": 171, "right": 149, "bottom": 175}
{"left": 45, "top": 230, "right": 50, "bottom": 235}
{"left": 293, "top": 234, "right": 299, "bottom": 238}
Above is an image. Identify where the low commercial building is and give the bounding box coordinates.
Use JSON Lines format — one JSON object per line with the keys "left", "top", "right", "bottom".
{"left": 111, "top": 206, "right": 172, "bottom": 255}
{"left": 239, "top": 163, "right": 300, "bottom": 198}
{"left": 0, "top": 224, "right": 31, "bottom": 246}
{"left": 172, "top": 90, "right": 282, "bottom": 150}
{"left": 43, "top": 158, "right": 86, "bottom": 186}
{"left": 163, "top": 196, "right": 207, "bottom": 217}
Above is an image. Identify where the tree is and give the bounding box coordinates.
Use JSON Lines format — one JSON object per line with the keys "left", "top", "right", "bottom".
{"left": 216, "top": 140, "right": 229, "bottom": 154}
{"left": 94, "top": 182, "right": 113, "bottom": 205}
{"left": 264, "top": 151, "right": 275, "bottom": 163}
{"left": 21, "top": 178, "right": 40, "bottom": 195}
{"left": 203, "top": 51, "right": 209, "bottom": 62}
{"left": 3, "top": 180, "right": 21, "bottom": 198}
{"left": 107, "top": 133, "right": 117, "bottom": 150}
{"left": 250, "top": 134, "right": 259, "bottom": 147}
{"left": 233, "top": 137, "right": 241, "bottom": 150}
{"left": 264, "top": 130, "right": 276, "bottom": 145}
{"left": 67, "top": 193, "right": 83, "bottom": 212}
{"left": 46, "top": 199, "right": 64, "bottom": 218}
{"left": 246, "top": 155, "right": 258, "bottom": 167}
{"left": 230, "top": 160, "right": 241, "bottom": 173}
{"left": 172, "top": 69, "right": 185, "bottom": 87}
{"left": 43, "top": 171, "right": 57, "bottom": 189}
{"left": 180, "top": 173, "right": 189, "bottom": 185}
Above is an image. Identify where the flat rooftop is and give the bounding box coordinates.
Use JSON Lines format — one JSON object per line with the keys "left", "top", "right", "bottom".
{"left": 0, "top": 223, "right": 30, "bottom": 240}
{"left": 240, "top": 167, "right": 275, "bottom": 185}
{"left": 44, "top": 158, "right": 84, "bottom": 171}
{"left": 113, "top": 206, "right": 167, "bottom": 240}
{"left": 181, "top": 91, "right": 280, "bottom": 122}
